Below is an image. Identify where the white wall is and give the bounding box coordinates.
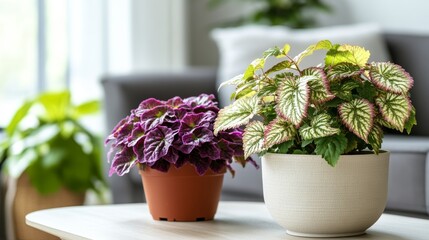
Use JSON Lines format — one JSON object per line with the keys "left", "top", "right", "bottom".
{"left": 132, "top": 0, "right": 188, "bottom": 71}
{"left": 187, "top": 0, "right": 429, "bottom": 67}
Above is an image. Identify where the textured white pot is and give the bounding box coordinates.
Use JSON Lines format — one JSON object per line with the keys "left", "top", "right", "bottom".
{"left": 262, "top": 152, "right": 389, "bottom": 238}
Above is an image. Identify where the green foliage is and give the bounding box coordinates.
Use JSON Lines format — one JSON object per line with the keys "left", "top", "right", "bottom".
{"left": 0, "top": 91, "right": 105, "bottom": 196}
{"left": 209, "top": 0, "right": 332, "bottom": 29}
{"left": 314, "top": 134, "right": 348, "bottom": 166}
{"left": 214, "top": 40, "right": 416, "bottom": 166}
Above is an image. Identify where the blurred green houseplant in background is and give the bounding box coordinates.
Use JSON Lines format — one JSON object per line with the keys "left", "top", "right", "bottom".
{"left": 210, "top": 0, "right": 331, "bottom": 28}
{"left": 0, "top": 91, "right": 105, "bottom": 197}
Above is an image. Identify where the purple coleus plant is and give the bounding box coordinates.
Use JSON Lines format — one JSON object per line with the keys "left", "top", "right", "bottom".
{"left": 106, "top": 94, "right": 257, "bottom": 176}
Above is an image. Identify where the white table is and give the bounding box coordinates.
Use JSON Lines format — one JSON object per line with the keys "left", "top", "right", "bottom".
{"left": 26, "top": 202, "right": 429, "bottom": 240}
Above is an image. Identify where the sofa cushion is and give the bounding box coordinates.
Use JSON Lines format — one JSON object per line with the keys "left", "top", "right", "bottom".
{"left": 211, "top": 23, "right": 391, "bottom": 107}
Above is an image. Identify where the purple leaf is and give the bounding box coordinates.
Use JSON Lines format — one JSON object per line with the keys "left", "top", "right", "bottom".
{"left": 127, "top": 123, "right": 145, "bottom": 147}
{"left": 138, "top": 98, "right": 165, "bottom": 110}
{"left": 189, "top": 155, "right": 211, "bottom": 175}
{"left": 198, "top": 143, "right": 221, "bottom": 160}
{"left": 140, "top": 106, "right": 175, "bottom": 131}
{"left": 109, "top": 147, "right": 137, "bottom": 176}
{"left": 105, "top": 116, "right": 133, "bottom": 145}
{"left": 133, "top": 135, "right": 146, "bottom": 162}
{"left": 217, "top": 138, "right": 235, "bottom": 160}
{"left": 149, "top": 159, "right": 170, "bottom": 172}
{"left": 182, "top": 127, "right": 214, "bottom": 147}
{"left": 210, "top": 159, "right": 226, "bottom": 173}
{"left": 179, "top": 112, "right": 214, "bottom": 134}
{"left": 144, "top": 126, "right": 176, "bottom": 163}
{"left": 163, "top": 148, "right": 179, "bottom": 164}
{"left": 174, "top": 142, "right": 194, "bottom": 154}
{"left": 184, "top": 94, "right": 216, "bottom": 108}
{"left": 166, "top": 96, "right": 184, "bottom": 109}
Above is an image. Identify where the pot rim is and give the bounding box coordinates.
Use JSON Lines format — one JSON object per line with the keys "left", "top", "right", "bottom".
{"left": 263, "top": 150, "right": 389, "bottom": 158}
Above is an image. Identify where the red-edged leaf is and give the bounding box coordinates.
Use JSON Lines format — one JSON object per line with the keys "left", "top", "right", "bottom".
{"left": 303, "top": 67, "right": 334, "bottom": 104}
{"left": 339, "top": 98, "right": 375, "bottom": 142}
{"left": 264, "top": 118, "right": 296, "bottom": 149}
{"left": 369, "top": 62, "right": 414, "bottom": 94}
{"left": 276, "top": 75, "right": 310, "bottom": 127}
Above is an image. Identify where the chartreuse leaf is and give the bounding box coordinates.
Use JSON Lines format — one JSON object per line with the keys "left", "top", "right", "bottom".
{"left": 325, "top": 44, "right": 369, "bottom": 67}
{"left": 243, "top": 121, "right": 266, "bottom": 159}
{"left": 337, "top": 45, "right": 370, "bottom": 67}
{"left": 327, "top": 62, "right": 363, "bottom": 82}
{"left": 375, "top": 92, "right": 411, "bottom": 132}
{"left": 38, "top": 91, "right": 71, "bottom": 121}
{"left": 6, "top": 100, "right": 33, "bottom": 136}
{"left": 264, "top": 118, "right": 296, "bottom": 149}
{"left": 369, "top": 62, "right": 414, "bottom": 94}
{"left": 315, "top": 134, "right": 348, "bottom": 166}
{"left": 276, "top": 76, "right": 310, "bottom": 126}
{"left": 72, "top": 100, "right": 100, "bottom": 118}
{"left": 244, "top": 58, "right": 265, "bottom": 80}
{"left": 293, "top": 40, "right": 332, "bottom": 65}
{"left": 339, "top": 98, "right": 374, "bottom": 142}
{"left": 303, "top": 67, "right": 334, "bottom": 104}
{"left": 405, "top": 106, "right": 417, "bottom": 134}
{"left": 265, "top": 60, "right": 292, "bottom": 75}
{"left": 368, "top": 124, "right": 383, "bottom": 154}
{"left": 214, "top": 95, "right": 259, "bottom": 135}
{"left": 299, "top": 113, "right": 340, "bottom": 140}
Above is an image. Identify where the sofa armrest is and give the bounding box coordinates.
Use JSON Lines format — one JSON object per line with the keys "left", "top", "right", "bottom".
{"left": 101, "top": 68, "right": 217, "bottom": 203}
{"left": 383, "top": 135, "right": 429, "bottom": 217}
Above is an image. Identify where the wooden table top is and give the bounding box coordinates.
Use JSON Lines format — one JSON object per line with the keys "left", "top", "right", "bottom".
{"left": 26, "top": 201, "right": 429, "bottom": 240}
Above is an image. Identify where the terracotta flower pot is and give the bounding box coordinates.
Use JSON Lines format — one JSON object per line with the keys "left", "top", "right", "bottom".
{"left": 140, "top": 163, "right": 225, "bottom": 222}
{"left": 9, "top": 173, "right": 85, "bottom": 240}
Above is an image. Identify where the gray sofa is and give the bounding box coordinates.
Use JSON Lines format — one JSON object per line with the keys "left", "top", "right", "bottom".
{"left": 102, "top": 33, "right": 429, "bottom": 218}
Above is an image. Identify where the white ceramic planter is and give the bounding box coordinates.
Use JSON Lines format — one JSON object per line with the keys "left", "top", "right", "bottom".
{"left": 262, "top": 152, "right": 389, "bottom": 238}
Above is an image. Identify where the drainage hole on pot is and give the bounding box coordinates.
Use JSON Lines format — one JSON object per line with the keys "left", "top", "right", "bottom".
{"left": 159, "top": 218, "right": 168, "bottom": 221}
{"left": 196, "top": 217, "right": 205, "bottom": 221}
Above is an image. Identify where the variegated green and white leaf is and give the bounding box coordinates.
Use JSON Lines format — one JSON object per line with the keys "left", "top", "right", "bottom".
{"left": 276, "top": 76, "right": 310, "bottom": 126}
{"left": 368, "top": 124, "right": 383, "bottom": 154}
{"left": 327, "top": 62, "right": 363, "bottom": 82}
{"left": 234, "top": 79, "right": 257, "bottom": 100}
{"left": 339, "top": 98, "right": 375, "bottom": 142}
{"left": 375, "top": 92, "right": 411, "bottom": 132}
{"left": 303, "top": 67, "right": 334, "bottom": 104}
{"left": 218, "top": 74, "right": 244, "bottom": 91}
{"left": 293, "top": 40, "right": 332, "bottom": 65}
{"left": 243, "top": 121, "right": 266, "bottom": 159}
{"left": 369, "top": 62, "right": 414, "bottom": 94}
{"left": 325, "top": 45, "right": 369, "bottom": 67}
{"left": 300, "top": 113, "right": 340, "bottom": 140}
{"left": 264, "top": 118, "right": 296, "bottom": 149}
{"left": 214, "top": 95, "right": 259, "bottom": 135}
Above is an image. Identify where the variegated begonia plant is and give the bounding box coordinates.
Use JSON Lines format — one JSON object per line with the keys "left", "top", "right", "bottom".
{"left": 214, "top": 40, "right": 416, "bottom": 166}
{"left": 106, "top": 94, "right": 256, "bottom": 177}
